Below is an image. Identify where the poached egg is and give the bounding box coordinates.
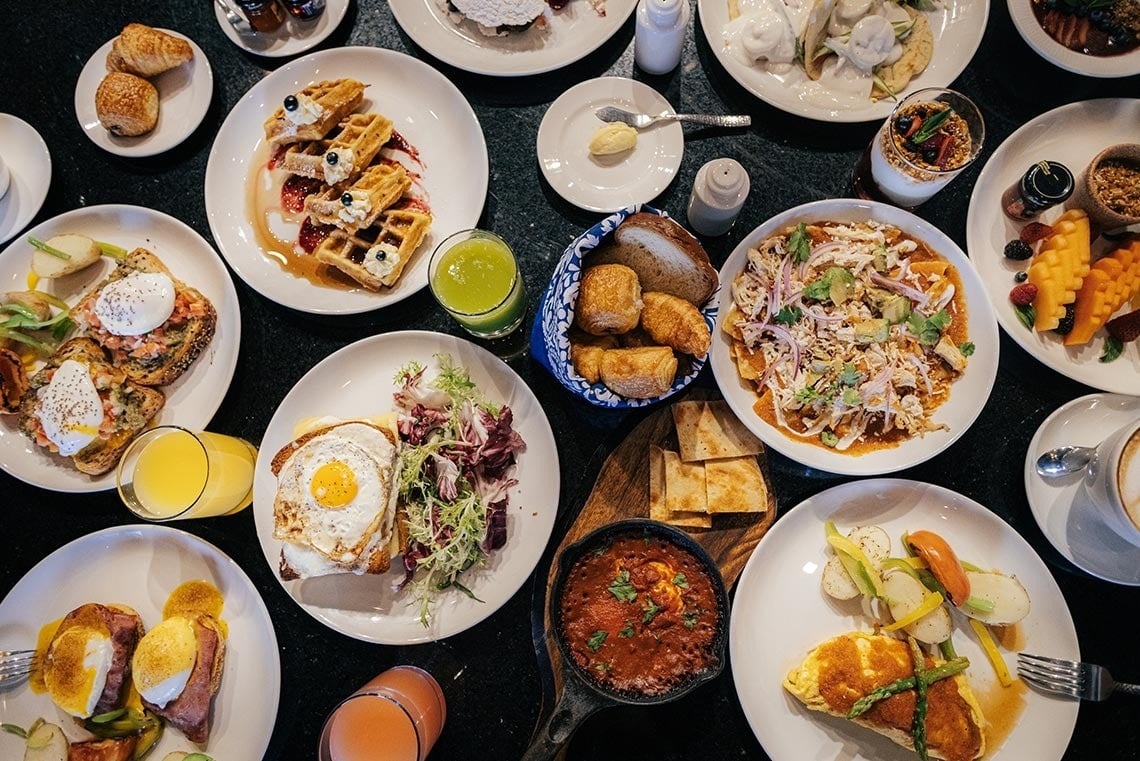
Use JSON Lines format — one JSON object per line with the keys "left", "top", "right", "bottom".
{"left": 43, "top": 625, "right": 114, "bottom": 718}
{"left": 93, "top": 271, "right": 176, "bottom": 336}
{"left": 131, "top": 616, "right": 199, "bottom": 709}
{"left": 35, "top": 359, "right": 104, "bottom": 456}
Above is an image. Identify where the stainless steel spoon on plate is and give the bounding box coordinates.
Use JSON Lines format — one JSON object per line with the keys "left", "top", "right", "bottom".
{"left": 1036, "top": 445, "right": 1097, "bottom": 477}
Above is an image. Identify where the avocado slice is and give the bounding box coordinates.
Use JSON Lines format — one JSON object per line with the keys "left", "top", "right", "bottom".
{"left": 856, "top": 318, "right": 890, "bottom": 344}
{"left": 882, "top": 295, "right": 912, "bottom": 324}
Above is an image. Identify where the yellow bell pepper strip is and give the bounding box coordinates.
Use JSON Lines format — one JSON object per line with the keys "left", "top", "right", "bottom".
{"left": 883, "top": 590, "right": 945, "bottom": 631}
{"left": 969, "top": 618, "right": 1014, "bottom": 687}
{"left": 824, "top": 521, "right": 885, "bottom": 598}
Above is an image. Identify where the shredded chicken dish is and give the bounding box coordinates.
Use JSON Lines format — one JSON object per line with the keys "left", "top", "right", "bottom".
{"left": 724, "top": 219, "right": 972, "bottom": 452}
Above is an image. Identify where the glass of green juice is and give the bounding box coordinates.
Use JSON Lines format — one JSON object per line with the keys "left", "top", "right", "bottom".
{"left": 428, "top": 229, "right": 527, "bottom": 339}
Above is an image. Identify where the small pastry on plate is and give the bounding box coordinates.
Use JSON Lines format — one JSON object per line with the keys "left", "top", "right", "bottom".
{"left": 106, "top": 23, "right": 194, "bottom": 78}
{"left": 95, "top": 72, "right": 159, "bottom": 136}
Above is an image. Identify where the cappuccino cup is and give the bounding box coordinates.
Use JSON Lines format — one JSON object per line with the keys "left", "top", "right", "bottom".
{"left": 1082, "top": 419, "right": 1140, "bottom": 548}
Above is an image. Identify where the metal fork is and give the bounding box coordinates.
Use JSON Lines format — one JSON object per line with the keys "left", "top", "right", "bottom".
{"left": 594, "top": 106, "right": 752, "bottom": 130}
{"left": 0, "top": 649, "right": 36, "bottom": 686}
{"left": 1017, "top": 653, "right": 1140, "bottom": 701}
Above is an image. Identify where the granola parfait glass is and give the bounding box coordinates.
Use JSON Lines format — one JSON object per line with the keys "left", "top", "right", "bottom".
{"left": 853, "top": 88, "right": 985, "bottom": 209}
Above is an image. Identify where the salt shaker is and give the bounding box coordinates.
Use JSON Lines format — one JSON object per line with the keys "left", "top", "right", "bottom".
{"left": 635, "top": 0, "right": 689, "bottom": 76}
{"left": 687, "top": 158, "right": 749, "bottom": 236}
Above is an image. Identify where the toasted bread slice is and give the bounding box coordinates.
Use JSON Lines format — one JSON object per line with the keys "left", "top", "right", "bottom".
{"left": 142, "top": 614, "right": 225, "bottom": 745}
{"left": 70, "top": 247, "right": 217, "bottom": 387}
{"left": 44, "top": 603, "right": 144, "bottom": 717}
{"left": 18, "top": 337, "right": 165, "bottom": 475}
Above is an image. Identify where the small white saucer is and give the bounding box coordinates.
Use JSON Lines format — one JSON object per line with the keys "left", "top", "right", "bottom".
{"left": 214, "top": 0, "right": 349, "bottom": 58}
{"left": 537, "top": 77, "right": 684, "bottom": 214}
{"left": 0, "top": 114, "right": 51, "bottom": 246}
{"left": 74, "top": 30, "right": 213, "bottom": 158}
{"left": 1024, "top": 393, "right": 1140, "bottom": 585}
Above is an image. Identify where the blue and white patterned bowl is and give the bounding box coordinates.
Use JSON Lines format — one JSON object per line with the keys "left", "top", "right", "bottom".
{"left": 530, "top": 204, "right": 720, "bottom": 409}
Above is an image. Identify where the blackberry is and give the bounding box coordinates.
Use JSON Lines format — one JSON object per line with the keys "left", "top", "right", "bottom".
{"left": 1052, "top": 303, "right": 1076, "bottom": 336}
{"left": 1015, "top": 270, "right": 1029, "bottom": 282}
{"left": 341, "top": 192, "right": 353, "bottom": 206}
{"left": 1003, "top": 239, "right": 1033, "bottom": 260}
{"left": 895, "top": 115, "right": 914, "bottom": 134}
{"left": 283, "top": 94, "right": 298, "bottom": 111}
{"left": 325, "top": 152, "right": 339, "bottom": 165}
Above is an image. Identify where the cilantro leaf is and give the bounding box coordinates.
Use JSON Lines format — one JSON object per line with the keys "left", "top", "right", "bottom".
{"left": 1101, "top": 336, "right": 1124, "bottom": 363}
{"left": 839, "top": 363, "right": 863, "bottom": 386}
{"left": 683, "top": 611, "right": 700, "bottom": 630}
{"left": 619, "top": 621, "right": 635, "bottom": 638}
{"left": 642, "top": 599, "right": 662, "bottom": 625}
{"left": 907, "top": 309, "right": 951, "bottom": 345}
{"left": 788, "top": 223, "right": 811, "bottom": 263}
{"left": 959, "top": 341, "right": 975, "bottom": 357}
{"left": 774, "top": 305, "right": 802, "bottom": 326}
{"left": 608, "top": 570, "right": 637, "bottom": 603}
{"left": 804, "top": 278, "right": 831, "bottom": 301}
{"left": 587, "top": 630, "right": 608, "bottom": 652}
{"left": 672, "top": 573, "right": 689, "bottom": 589}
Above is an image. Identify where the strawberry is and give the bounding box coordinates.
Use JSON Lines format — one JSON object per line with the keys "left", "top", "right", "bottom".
{"left": 1009, "top": 283, "right": 1038, "bottom": 306}
{"left": 1106, "top": 308, "right": 1140, "bottom": 342}
{"left": 1020, "top": 222, "right": 1055, "bottom": 245}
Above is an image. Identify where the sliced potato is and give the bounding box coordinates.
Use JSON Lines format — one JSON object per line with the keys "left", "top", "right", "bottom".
{"left": 24, "top": 721, "right": 68, "bottom": 761}
{"left": 883, "top": 568, "right": 952, "bottom": 645}
{"left": 961, "top": 571, "right": 1031, "bottom": 625}
{"left": 4, "top": 291, "right": 53, "bottom": 320}
{"left": 31, "top": 234, "right": 102, "bottom": 279}
{"left": 161, "top": 754, "right": 189, "bottom": 761}
{"left": 848, "top": 525, "right": 891, "bottom": 565}
{"left": 821, "top": 554, "right": 860, "bottom": 600}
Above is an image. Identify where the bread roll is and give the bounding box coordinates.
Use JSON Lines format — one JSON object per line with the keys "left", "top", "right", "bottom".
{"left": 574, "top": 263, "right": 643, "bottom": 336}
{"left": 599, "top": 347, "right": 677, "bottom": 399}
{"left": 95, "top": 72, "right": 159, "bottom": 136}
{"left": 640, "top": 291, "right": 712, "bottom": 358}
{"left": 588, "top": 213, "right": 718, "bottom": 306}
{"left": 107, "top": 23, "right": 193, "bottom": 78}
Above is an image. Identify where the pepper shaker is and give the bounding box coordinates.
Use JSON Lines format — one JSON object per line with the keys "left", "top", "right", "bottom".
{"left": 687, "top": 158, "right": 750, "bottom": 237}
{"left": 635, "top": 0, "right": 690, "bottom": 76}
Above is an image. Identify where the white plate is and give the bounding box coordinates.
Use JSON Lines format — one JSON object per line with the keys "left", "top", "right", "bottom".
{"left": 965, "top": 98, "right": 1140, "bottom": 395}
{"left": 252, "top": 330, "right": 560, "bottom": 643}
{"left": 0, "top": 115, "right": 51, "bottom": 246}
{"left": 0, "top": 204, "right": 242, "bottom": 493}
{"left": 1008, "top": 0, "right": 1140, "bottom": 77}
{"left": 205, "top": 46, "right": 488, "bottom": 315}
{"left": 710, "top": 198, "right": 1000, "bottom": 476}
{"left": 537, "top": 77, "right": 684, "bottom": 213}
{"left": 696, "top": 0, "right": 989, "bottom": 122}
{"left": 731, "top": 478, "right": 1080, "bottom": 761}
{"left": 74, "top": 30, "right": 213, "bottom": 157}
{"left": 389, "top": 0, "right": 637, "bottom": 76}
{"left": 214, "top": 0, "right": 350, "bottom": 58}
{"left": 1024, "top": 393, "right": 1140, "bottom": 585}
{"left": 0, "top": 524, "right": 279, "bottom": 758}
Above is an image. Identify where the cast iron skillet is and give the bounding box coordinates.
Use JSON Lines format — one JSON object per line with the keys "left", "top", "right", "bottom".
{"left": 520, "top": 518, "right": 730, "bottom": 761}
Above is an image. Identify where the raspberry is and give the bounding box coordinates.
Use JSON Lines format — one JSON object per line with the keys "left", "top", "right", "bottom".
{"left": 1052, "top": 303, "right": 1076, "bottom": 335}
{"left": 1020, "top": 222, "right": 1055, "bottom": 245}
{"left": 1009, "top": 283, "right": 1038, "bottom": 306}
{"left": 1004, "top": 240, "right": 1033, "bottom": 260}
{"left": 1106, "top": 308, "right": 1140, "bottom": 342}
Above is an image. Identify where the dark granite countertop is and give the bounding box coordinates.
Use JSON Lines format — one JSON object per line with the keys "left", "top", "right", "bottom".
{"left": 1, "top": 1, "right": 1138, "bottom": 760}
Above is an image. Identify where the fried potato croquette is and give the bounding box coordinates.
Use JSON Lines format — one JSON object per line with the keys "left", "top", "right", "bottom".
{"left": 640, "top": 291, "right": 712, "bottom": 359}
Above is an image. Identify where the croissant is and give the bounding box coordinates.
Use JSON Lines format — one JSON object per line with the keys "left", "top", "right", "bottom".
{"left": 640, "top": 291, "right": 711, "bottom": 358}
{"left": 106, "top": 23, "right": 193, "bottom": 78}
{"left": 599, "top": 347, "right": 678, "bottom": 399}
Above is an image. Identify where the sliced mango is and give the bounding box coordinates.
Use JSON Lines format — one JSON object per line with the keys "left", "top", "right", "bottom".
{"left": 1065, "top": 239, "right": 1140, "bottom": 345}
{"left": 1027, "top": 209, "right": 1091, "bottom": 331}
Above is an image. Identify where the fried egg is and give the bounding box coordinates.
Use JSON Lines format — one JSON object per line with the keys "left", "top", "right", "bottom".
{"left": 273, "top": 422, "right": 398, "bottom": 564}
{"left": 93, "top": 270, "right": 175, "bottom": 336}
{"left": 43, "top": 625, "right": 114, "bottom": 718}
{"left": 36, "top": 359, "right": 104, "bottom": 456}
{"left": 132, "top": 616, "right": 198, "bottom": 709}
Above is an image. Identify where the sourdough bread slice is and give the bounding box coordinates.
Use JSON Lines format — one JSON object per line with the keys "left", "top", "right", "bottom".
{"left": 588, "top": 213, "right": 718, "bottom": 306}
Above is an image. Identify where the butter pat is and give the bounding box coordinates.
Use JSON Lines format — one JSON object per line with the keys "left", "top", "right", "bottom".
{"left": 589, "top": 122, "right": 638, "bottom": 156}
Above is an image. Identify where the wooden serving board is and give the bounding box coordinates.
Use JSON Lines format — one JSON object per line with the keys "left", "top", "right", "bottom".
{"left": 537, "top": 387, "right": 779, "bottom": 703}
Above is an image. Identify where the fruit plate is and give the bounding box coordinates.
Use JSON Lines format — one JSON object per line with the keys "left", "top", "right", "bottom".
{"left": 0, "top": 205, "right": 242, "bottom": 493}
{"left": 731, "top": 478, "right": 1079, "bottom": 761}
{"left": 0, "top": 524, "right": 280, "bottom": 759}
{"left": 253, "top": 330, "right": 560, "bottom": 644}
{"left": 204, "top": 46, "right": 488, "bottom": 315}
{"left": 710, "top": 198, "right": 999, "bottom": 476}
{"left": 696, "top": 0, "right": 989, "bottom": 122}
{"left": 388, "top": 0, "right": 637, "bottom": 77}
{"left": 965, "top": 98, "right": 1140, "bottom": 395}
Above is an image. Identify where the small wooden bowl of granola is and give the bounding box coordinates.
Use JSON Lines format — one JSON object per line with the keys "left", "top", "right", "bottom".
{"left": 1071, "top": 143, "right": 1140, "bottom": 233}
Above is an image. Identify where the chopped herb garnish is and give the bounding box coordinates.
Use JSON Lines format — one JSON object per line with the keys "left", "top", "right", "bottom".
{"left": 683, "top": 610, "right": 700, "bottom": 630}
{"left": 1, "top": 723, "right": 27, "bottom": 738}
{"left": 1014, "top": 303, "right": 1036, "bottom": 331}
{"left": 907, "top": 309, "right": 951, "bottom": 345}
{"left": 821, "top": 430, "right": 839, "bottom": 448}
{"left": 774, "top": 305, "right": 802, "bottom": 326}
{"left": 1101, "top": 336, "right": 1123, "bottom": 363}
{"left": 619, "top": 621, "right": 635, "bottom": 638}
{"left": 672, "top": 573, "right": 689, "bottom": 589}
{"left": 608, "top": 570, "right": 637, "bottom": 603}
{"left": 642, "top": 598, "right": 662, "bottom": 625}
{"left": 789, "top": 222, "right": 811, "bottom": 263}
{"left": 587, "top": 630, "right": 608, "bottom": 652}
{"left": 839, "top": 363, "right": 863, "bottom": 386}
{"left": 595, "top": 662, "right": 612, "bottom": 673}
{"left": 959, "top": 341, "right": 975, "bottom": 357}
{"left": 842, "top": 388, "right": 862, "bottom": 406}
{"left": 911, "top": 108, "right": 953, "bottom": 144}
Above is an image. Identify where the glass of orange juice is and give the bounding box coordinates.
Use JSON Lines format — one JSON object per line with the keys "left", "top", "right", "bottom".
{"left": 428, "top": 229, "right": 526, "bottom": 339}
{"left": 318, "top": 666, "right": 447, "bottom": 761}
{"left": 115, "top": 426, "right": 257, "bottom": 521}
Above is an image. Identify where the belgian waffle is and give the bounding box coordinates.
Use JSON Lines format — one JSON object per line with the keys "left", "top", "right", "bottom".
{"left": 263, "top": 78, "right": 366, "bottom": 145}
{"left": 304, "top": 163, "right": 412, "bottom": 233}
{"left": 314, "top": 207, "right": 432, "bottom": 290}
{"left": 278, "top": 113, "right": 395, "bottom": 185}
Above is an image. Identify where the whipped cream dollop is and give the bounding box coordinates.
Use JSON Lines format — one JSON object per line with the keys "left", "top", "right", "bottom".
{"left": 363, "top": 242, "right": 400, "bottom": 280}
{"left": 338, "top": 190, "right": 372, "bottom": 225}
{"left": 285, "top": 93, "right": 323, "bottom": 126}
{"left": 322, "top": 147, "right": 356, "bottom": 185}
{"left": 724, "top": 0, "right": 800, "bottom": 66}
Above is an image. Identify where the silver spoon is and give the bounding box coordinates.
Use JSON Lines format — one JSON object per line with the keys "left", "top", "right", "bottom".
{"left": 215, "top": 0, "right": 257, "bottom": 36}
{"left": 594, "top": 106, "right": 751, "bottom": 130}
{"left": 1035, "top": 445, "right": 1097, "bottom": 477}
